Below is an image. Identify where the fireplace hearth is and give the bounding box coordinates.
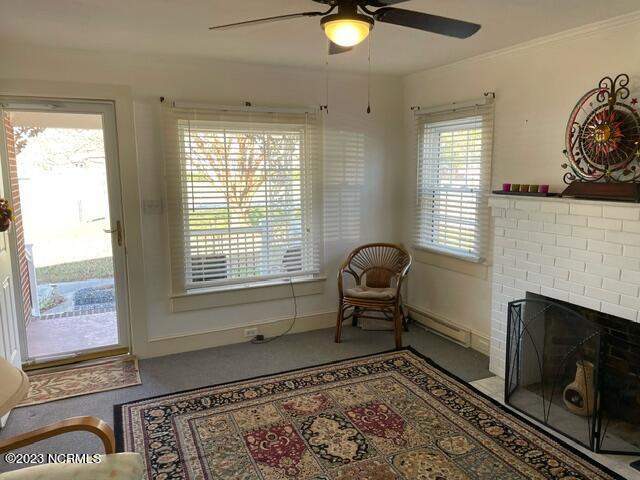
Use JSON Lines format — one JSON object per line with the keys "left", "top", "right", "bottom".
{"left": 505, "top": 294, "right": 640, "bottom": 455}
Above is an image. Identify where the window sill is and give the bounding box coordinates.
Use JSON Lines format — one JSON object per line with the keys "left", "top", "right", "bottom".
{"left": 411, "top": 247, "right": 489, "bottom": 279}
{"left": 170, "top": 276, "right": 326, "bottom": 313}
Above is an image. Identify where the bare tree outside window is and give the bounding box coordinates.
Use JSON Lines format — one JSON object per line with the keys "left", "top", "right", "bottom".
{"left": 13, "top": 126, "right": 44, "bottom": 155}
{"left": 189, "top": 130, "right": 302, "bottom": 228}
{"left": 180, "top": 123, "right": 305, "bottom": 283}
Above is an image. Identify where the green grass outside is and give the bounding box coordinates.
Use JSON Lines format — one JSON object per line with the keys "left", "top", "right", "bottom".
{"left": 35, "top": 257, "right": 114, "bottom": 284}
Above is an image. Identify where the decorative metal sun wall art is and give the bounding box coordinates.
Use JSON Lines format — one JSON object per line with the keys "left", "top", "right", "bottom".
{"left": 562, "top": 74, "right": 640, "bottom": 196}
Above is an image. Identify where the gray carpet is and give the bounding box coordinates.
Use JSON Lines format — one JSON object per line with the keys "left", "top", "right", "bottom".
{"left": 0, "top": 324, "right": 490, "bottom": 473}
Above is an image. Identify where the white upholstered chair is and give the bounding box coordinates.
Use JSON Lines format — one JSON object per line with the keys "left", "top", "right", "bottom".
{"left": 0, "top": 357, "right": 143, "bottom": 480}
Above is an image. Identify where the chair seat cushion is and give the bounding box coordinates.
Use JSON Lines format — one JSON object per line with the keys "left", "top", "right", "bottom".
{"left": 0, "top": 453, "right": 143, "bottom": 480}
{"left": 344, "top": 285, "right": 396, "bottom": 300}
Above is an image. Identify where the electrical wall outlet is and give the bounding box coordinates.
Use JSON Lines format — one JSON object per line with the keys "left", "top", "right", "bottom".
{"left": 244, "top": 328, "right": 258, "bottom": 338}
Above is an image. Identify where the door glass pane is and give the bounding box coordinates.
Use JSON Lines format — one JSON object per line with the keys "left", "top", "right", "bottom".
{"left": 6, "top": 110, "right": 119, "bottom": 359}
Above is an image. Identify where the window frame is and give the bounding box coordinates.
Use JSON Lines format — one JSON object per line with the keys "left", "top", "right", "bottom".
{"left": 414, "top": 100, "right": 493, "bottom": 263}
{"left": 163, "top": 105, "right": 323, "bottom": 297}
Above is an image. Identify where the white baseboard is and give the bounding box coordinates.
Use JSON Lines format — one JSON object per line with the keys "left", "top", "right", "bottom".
{"left": 137, "top": 311, "right": 337, "bottom": 358}
{"left": 471, "top": 333, "right": 490, "bottom": 356}
{"left": 135, "top": 306, "right": 490, "bottom": 359}
{"left": 407, "top": 305, "right": 490, "bottom": 356}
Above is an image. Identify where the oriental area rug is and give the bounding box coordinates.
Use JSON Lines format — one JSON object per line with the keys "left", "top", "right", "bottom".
{"left": 115, "top": 348, "right": 621, "bottom": 480}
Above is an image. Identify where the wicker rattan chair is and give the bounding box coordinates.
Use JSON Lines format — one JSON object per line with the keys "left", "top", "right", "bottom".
{"left": 335, "top": 243, "right": 412, "bottom": 348}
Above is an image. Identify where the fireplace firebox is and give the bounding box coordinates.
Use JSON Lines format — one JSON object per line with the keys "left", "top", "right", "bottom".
{"left": 505, "top": 294, "right": 640, "bottom": 455}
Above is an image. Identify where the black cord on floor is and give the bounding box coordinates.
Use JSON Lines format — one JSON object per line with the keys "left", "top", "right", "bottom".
{"left": 251, "top": 278, "right": 297, "bottom": 344}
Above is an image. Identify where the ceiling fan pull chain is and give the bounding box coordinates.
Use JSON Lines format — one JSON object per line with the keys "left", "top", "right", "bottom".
{"left": 324, "top": 44, "right": 330, "bottom": 115}
{"left": 367, "top": 33, "right": 372, "bottom": 114}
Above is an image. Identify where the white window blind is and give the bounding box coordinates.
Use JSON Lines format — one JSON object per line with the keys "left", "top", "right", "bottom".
{"left": 163, "top": 105, "right": 322, "bottom": 292}
{"left": 414, "top": 100, "right": 493, "bottom": 261}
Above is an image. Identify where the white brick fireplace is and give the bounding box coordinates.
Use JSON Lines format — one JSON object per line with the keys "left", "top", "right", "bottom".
{"left": 488, "top": 195, "right": 640, "bottom": 377}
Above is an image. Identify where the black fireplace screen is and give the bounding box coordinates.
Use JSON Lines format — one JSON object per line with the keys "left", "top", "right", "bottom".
{"left": 506, "top": 295, "right": 640, "bottom": 455}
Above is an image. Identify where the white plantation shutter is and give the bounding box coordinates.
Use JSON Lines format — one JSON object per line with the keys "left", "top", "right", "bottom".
{"left": 414, "top": 100, "right": 493, "bottom": 261}
{"left": 163, "top": 105, "right": 322, "bottom": 292}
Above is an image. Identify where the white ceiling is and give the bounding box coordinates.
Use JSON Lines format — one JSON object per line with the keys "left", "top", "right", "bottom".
{"left": 1, "top": 0, "right": 638, "bottom": 75}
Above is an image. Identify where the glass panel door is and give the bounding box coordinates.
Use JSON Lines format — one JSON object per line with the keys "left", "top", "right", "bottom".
{"left": 0, "top": 99, "right": 129, "bottom": 363}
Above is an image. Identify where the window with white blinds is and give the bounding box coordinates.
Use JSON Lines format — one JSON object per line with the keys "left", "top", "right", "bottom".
{"left": 414, "top": 100, "right": 493, "bottom": 262}
{"left": 163, "top": 106, "right": 322, "bottom": 292}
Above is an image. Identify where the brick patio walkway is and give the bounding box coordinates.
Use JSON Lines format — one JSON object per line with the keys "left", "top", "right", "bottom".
{"left": 26, "top": 311, "right": 118, "bottom": 358}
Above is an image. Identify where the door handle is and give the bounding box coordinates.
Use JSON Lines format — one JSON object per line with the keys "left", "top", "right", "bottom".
{"left": 103, "top": 220, "right": 123, "bottom": 246}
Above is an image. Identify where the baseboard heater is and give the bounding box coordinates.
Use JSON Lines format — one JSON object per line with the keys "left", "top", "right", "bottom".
{"left": 408, "top": 306, "right": 472, "bottom": 348}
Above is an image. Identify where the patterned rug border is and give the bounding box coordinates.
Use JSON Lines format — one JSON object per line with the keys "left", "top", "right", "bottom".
{"left": 19, "top": 356, "right": 141, "bottom": 408}
{"left": 113, "top": 346, "right": 626, "bottom": 480}
{"left": 408, "top": 349, "right": 627, "bottom": 480}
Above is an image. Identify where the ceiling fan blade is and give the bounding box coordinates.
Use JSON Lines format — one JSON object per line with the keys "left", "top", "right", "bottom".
{"left": 373, "top": 8, "right": 481, "bottom": 38}
{"left": 329, "top": 42, "right": 353, "bottom": 55}
{"left": 209, "top": 11, "right": 324, "bottom": 30}
{"left": 364, "top": 0, "right": 410, "bottom": 6}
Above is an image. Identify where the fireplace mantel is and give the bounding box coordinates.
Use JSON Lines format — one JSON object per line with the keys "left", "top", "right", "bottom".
{"left": 489, "top": 193, "right": 640, "bottom": 209}
{"left": 488, "top": 194, "right": 640, "bottom": 377}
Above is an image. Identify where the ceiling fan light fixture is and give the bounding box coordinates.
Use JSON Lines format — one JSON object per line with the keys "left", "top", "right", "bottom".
{"left": 321, "top": 13, "right": 373, "bottom": 47}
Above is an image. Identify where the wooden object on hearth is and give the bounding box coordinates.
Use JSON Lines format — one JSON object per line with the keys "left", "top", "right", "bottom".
{"left": 561, "top": 182, "right": 640, "bottom": 202}
{"left": 563, "top": 360, "right": 596, "bottom": 417}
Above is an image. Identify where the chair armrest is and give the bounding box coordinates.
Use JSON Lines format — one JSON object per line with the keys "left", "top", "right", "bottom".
{"left": 0, "top": 416, "right": 115, "bottom": 454}
{"left": 337, "top": 262, "right": 359, "bottom": 297}
{"left": 394, "top": 263, "right": 412, "bottom": 299}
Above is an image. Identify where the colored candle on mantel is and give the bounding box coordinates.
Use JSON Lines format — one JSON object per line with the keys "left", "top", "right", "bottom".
{"left": 501, "top": 183, "right": 549, "bottom": 194}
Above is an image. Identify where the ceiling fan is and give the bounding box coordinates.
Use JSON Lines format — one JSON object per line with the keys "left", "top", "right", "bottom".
{"left": 209, "top": 0, "right": 481, "bottom": 55}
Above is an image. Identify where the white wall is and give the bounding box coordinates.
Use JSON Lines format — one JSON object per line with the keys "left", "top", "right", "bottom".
{"left": 3, "top": 12, "right": 638, "bottom": 359}
{"left": 0, "top": 43, "right": 404, "bottom": 356}
{"left": 401, "top": 15, "right": 640, "bottom": 343}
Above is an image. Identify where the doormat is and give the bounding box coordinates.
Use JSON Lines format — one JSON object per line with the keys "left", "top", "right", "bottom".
{"left": 116, "top": 348, "right": 622, "bottom": 479}
{"left": 18, "top": 357, "right": 141, "bottom": 408}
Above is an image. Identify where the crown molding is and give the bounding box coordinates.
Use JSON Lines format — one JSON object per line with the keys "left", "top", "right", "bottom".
{"left": 408, "top": 9, "right": 640, "bottom": 77}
